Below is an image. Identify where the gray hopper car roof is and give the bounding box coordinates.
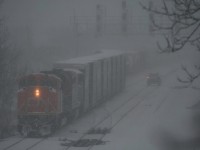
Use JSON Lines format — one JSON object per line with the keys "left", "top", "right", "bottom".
{"left": 54, "top": 50, "right": 124, "bottom": 66}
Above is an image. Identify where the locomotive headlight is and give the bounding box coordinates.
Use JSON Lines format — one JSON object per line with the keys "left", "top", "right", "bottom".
{"left": 35, "top": 89, "right": 40, "bottom": 97}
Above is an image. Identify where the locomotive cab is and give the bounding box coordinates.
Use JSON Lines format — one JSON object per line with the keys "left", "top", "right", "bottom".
{"left": 17, "top": 73, "right": 62, "bottom": 136}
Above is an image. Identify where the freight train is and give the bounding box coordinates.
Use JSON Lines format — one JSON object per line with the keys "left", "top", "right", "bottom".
{"left": 17, "top": 50, "right": 127, "bottom": 136}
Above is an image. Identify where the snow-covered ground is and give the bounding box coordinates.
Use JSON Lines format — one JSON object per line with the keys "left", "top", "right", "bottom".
{"left": 0, "top": 50, "right": 199, "bottom": 150}
{"left": 0, "top": 0, "right": 199, "bottom": 149}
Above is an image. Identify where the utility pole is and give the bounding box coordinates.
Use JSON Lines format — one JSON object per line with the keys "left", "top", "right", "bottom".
{"left": 121, "top": 0, "right": 128, "bottom": 34}
{"left": 96, "top": 4, "right": 104, "bottom": 37}
{"left": 72, "top": 10, "right": 79, "bottom": 56}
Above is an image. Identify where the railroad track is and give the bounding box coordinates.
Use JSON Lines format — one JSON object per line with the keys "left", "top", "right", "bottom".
{"left": 2, "top": 86, "right": 147, "bottom": 150}
{"left": 62, "top": 68, "right": 179, "bottom": 150}
{"left": 62, "top": 86, "right": 158, "bottom": 150}
{"left": 1, "top": 86, "right": 142, "bottom": 150}
{"left": 2, "top": 138, "right": 25, "bottom": 150}
{"left": 2, "top": 136, "right": 48, "bottom": 150}
{"left": 25, "top": 138, "right": 47, "bottom": 150}
{"left": 1, "top": 68, "right": 178, "bottom": 150}
{"left": 1, "top": 85, "right": 143, "bottom": 150}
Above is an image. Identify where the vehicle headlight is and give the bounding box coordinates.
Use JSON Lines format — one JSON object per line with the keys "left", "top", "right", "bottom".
{"left": 35, "top": 89, "right": 40, "bottom": 97}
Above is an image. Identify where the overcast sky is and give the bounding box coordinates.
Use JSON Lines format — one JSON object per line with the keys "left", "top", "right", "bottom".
{"left": 1, "top": 0, "right": 160, "bottom": 71}
{"left": 1, "top": 0, "right": 150, "bottom": 44}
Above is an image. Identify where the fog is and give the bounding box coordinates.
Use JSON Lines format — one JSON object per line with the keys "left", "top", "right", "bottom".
{"left": 0, "top": 1, "right": 200, "bottom": 150}
{"left": 1, "top": 0, "right": 159, "bottom": 72}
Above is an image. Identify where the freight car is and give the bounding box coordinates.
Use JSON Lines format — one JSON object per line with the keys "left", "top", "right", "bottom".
{"left": 125, "top": 50, "right": 146, "bottom": 74}
{"left": 17, "top": 50, "right": 126, "bottom": 136}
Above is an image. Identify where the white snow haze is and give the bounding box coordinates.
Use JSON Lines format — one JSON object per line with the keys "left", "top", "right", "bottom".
{"left": 0, "top": 0, "right": 199, "bottom": 150}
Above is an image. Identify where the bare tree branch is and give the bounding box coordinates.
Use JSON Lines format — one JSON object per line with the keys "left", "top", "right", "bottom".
{"left": 177, "top": 65, "right": 200, "bottom": 85}
{"left": 141, "top": 0, "right": 200, "bottom": 86}
{"left": 141, "top": 0, "right": 200, "bottom": 52}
